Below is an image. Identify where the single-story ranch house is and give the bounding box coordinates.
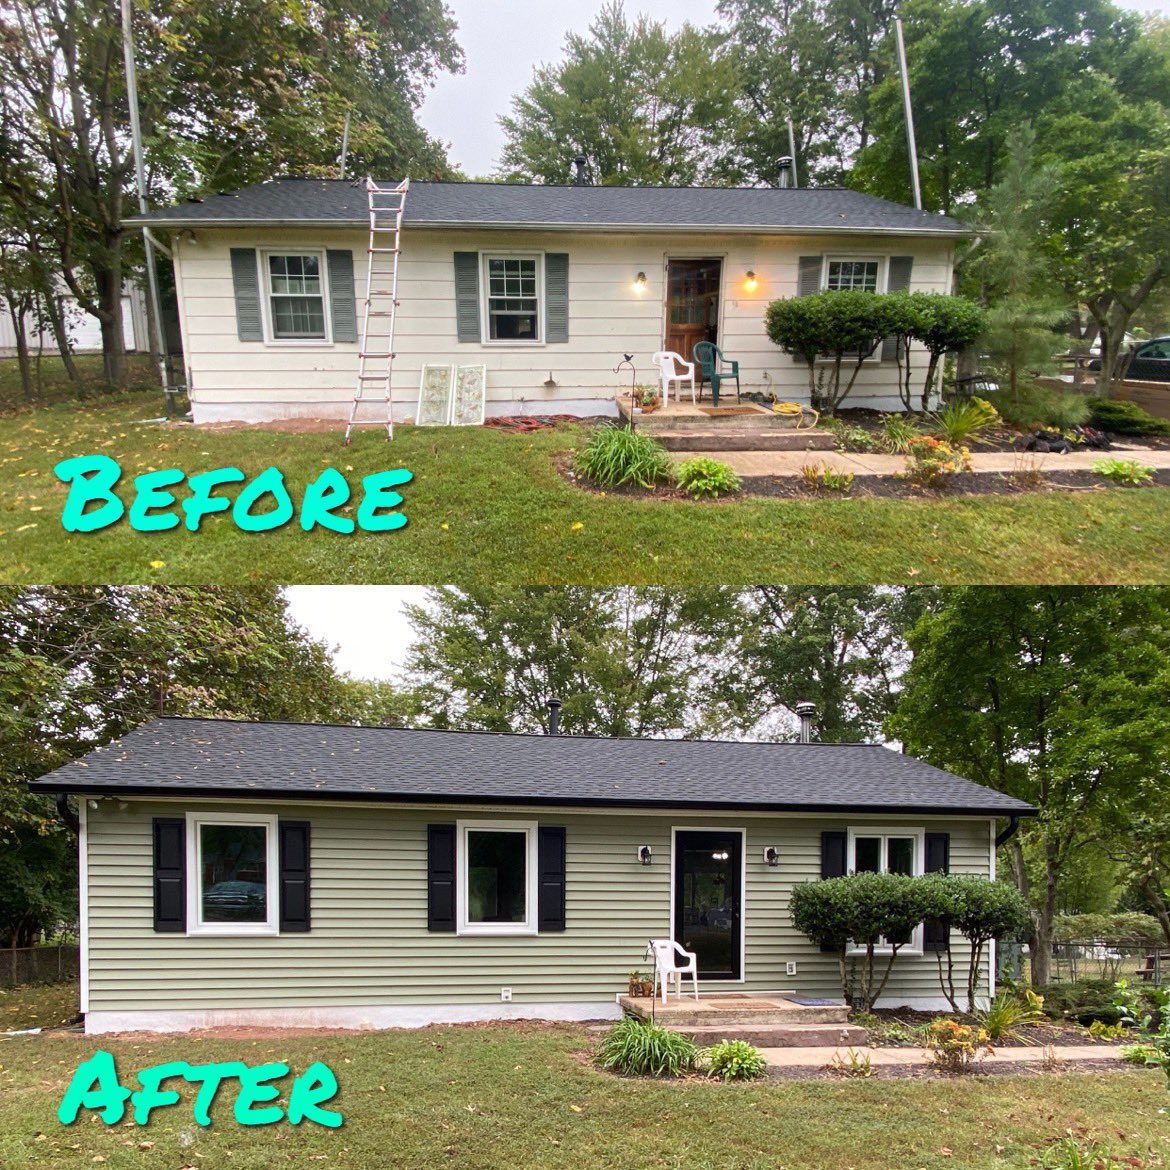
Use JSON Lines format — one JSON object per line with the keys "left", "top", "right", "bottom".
{"left": 129, "top": 179, "right": 968, "bottom": 425}
{"left": 32, "top": 716, "right": 1034, "bottom": 1036}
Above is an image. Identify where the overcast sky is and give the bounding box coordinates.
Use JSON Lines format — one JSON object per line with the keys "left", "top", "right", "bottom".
{"left": 418, "top": 0, "right": 1170, "bottom": 177}
{"left": 284, "top": 586, "right": 427, "bottom": 681}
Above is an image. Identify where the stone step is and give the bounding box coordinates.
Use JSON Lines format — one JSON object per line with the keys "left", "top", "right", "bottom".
{"left": 679, "top": 1022, "right": 871, "bottom": 1048}
{"left": 657, "top": 429, "right": 834, "bottom": 452}
{"left": 622, "top": 998, "right": 850, "bottom": 1026}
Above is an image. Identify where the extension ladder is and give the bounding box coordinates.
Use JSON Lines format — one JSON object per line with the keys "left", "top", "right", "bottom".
{"left": 344, "top": 177, "right": 409, "bottom": 444}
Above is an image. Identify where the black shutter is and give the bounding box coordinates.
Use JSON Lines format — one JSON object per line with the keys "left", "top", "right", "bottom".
{"left": 537, "top": 826, "right": 567, "bottom": 932}
{"left": 819, "top": 830, "right": 848, "bottom": 950}
{"left": 544, "top": 254, "right": 569, "bottom": 343}
{"left": 153, "top": 817, "right": 185, "bottom": 932}
{"left": 923, "top": 831, "right": 951, "bottom": 952}
{"left": 326, "top": 250, "right": 357, "bottom": 343}
{"left": 427, "top": 824, "right": 456, "bottom": 931}
{"left": 279, "top": 820, "right": 311, "bottom": 932}
{"left": 229, "top": 248, "right": 264, "bottom": 341}
{"left": 881, "top": 255, "right": 914, "bottom": 362}
{"left": 453, "top": 252, "right": 480, "bottom": 342}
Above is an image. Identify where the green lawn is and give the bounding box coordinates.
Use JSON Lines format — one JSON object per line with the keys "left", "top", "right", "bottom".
{"left": 0, "top": 983, "right": 80, "bottom": 1032}
{"left": 2, "top": 399, "right": 1170, "bottom": 584}
{"left": 0, "top": 1024, "right": 1166, "bottom": 1169}
{"left": 0, "top": 354, "right": 163, "bottom": 415}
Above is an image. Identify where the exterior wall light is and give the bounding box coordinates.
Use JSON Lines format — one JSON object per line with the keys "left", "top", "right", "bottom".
{"left": 745, "top": 270, "right": 759, "bottom": 292}
{"left": 763, "top": 846, "right": 780, "bottom": 867}
{"left": 633, "top": 271, "right": 648, "bottom": 291}
{"left": 638, "top": 844, "right": 653, "bottom": 865}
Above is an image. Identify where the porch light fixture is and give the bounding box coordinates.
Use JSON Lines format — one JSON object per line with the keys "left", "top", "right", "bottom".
{"left": 763, "top": 846, "right": 780, "bottom": 867}
{"left": 638, "top": 845, "right": 653, "bottom": 866}
{"left": 633, "top": 271, "right": 648, "bottom": 291}
{"left": 711, "top": 849, "right": 729, "bottom": 861}
{"left": 745, "top": 270, "right": 758, "bottom": 292}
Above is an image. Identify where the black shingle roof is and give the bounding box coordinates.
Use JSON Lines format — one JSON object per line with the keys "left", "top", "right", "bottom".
{"left": 128, "top": 179, "right": 967, "bottom": 236}
{"left": 31, "top": 717, "right": 1033, "bottom": 816}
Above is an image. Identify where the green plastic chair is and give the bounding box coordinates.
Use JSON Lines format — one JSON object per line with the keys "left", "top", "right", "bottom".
{"left": 692, "top": 341, "right": 741, "bottom": 407}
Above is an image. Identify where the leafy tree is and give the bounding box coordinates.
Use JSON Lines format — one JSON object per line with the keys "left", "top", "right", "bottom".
{"left": 0, "top": 0, "right": 463, "bottom": 383}
{"left": 0, "top": 585, "right": 389, "bottom": 945}
{"left": 765, "top": 290, "right": 898, "bottom": 413}
{"left": 498, "top": 2, "right": 739, "bottom": 185}
{"left": 403, "top": 586, "right": 731, "bottom": 736}
{"left": 891, "top": 587, "right": 1170, "bottom": 988}
{"left": 704, "top": 586, "right": 930, "bottom": 742}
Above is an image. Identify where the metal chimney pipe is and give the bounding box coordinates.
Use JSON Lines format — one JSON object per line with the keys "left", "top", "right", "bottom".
{"left": 547, "top": 697, "right": 562, "bottom": 735}
{"left": 777, "top": 157, "right": 794, "bottom": 189}
{"left": 795, "top": 701, "right": 817, "bottom": 744}
{"left": 573, "top": 155, "right": 588, "bottom": 186}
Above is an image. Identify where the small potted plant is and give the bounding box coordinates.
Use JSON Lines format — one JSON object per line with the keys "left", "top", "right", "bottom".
{"left": 641, "top": 974, "right": 655, "bottom": 997}
{"left": 628, "top": 970, "right": 644, "bottom": 997}
{"left": 638, "top": 386, "right": 661, "bottom": 414}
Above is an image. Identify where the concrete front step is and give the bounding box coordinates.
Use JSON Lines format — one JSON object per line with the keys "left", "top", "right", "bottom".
{"left": 681, "top": 1022, "right": 871, "bottom": 1048}
{"left": 656, "top": 429, "right": 834, "bottom": 452}
{"left": 621, "top": 997, "right": 850, "bottom": 1026}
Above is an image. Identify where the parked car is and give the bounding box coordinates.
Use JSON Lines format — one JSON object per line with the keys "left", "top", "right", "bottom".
{"left": 203, "top": 879, "right": 267, "bottom": 920}
{"left": 1088, "top": 336, "right": 1170, "bottom": 382}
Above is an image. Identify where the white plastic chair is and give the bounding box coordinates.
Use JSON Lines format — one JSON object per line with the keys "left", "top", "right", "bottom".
{"left": 651, "top": 351, "right": 696, "bottom": 406}
{"left": 646, "top": 939, "right": 699, "bottom": 1004}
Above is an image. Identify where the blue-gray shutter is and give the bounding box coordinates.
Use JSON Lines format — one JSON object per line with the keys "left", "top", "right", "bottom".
{"left": 454, "top": 252, "right": 480, "bottom": 343}
{"left": 545, "top": 253, "right": 569, "bottom": 343}
{"left": 537, "top": 825, "right": 567, "bottom": 931}
{"left": 923, "top": 831, "right": 950, "bottom": 952}
{"left": 278, "top": 820, "right": 311, "bottom": 932}
{"left": 326, "top": 250, "right": 357, "bottom": 343}
{"left": 427, "top": 824, "right": 456, "bottom": 931}
{"left": 881, "top": 255, "right": 915, "bottom": 362}
{"left": 152, "top": 817, "right": 185, "bottom": 932}
{"left": 797, "top": 255, "right": 822, "bottom": 296}
{"left": 229, "top": 248, "right": 263, "bottom": 341}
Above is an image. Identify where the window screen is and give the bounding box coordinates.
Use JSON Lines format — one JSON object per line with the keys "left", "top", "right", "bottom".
{"left": 268, "top": 254, "right": 326, "bottom": 339}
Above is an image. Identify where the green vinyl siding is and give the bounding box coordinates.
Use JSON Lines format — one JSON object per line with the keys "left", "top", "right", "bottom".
{"left": 85, "top": 800, "right": 992, "bottom": 1012}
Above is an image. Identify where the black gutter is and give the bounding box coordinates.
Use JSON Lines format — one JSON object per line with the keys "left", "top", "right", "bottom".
{"left": 995, "top": 815, "right": 1023, "bottom": 847}
{"left": 29, "top": 780, "right": 1037, "bottom": 818}
{"left": 55, "top": 791, "right": 80, "bottom": 834}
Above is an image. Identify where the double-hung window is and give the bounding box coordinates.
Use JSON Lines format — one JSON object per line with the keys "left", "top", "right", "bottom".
{"left": 483, "top": 255, "right": 541, "bottom": 342}
{"left": 265, "top": 251, "right": 328, "bottom": 341}
{"left": 846, "top": 827, "right": 924, "bottom": 953}
{"left": 825, "top": 258, "right": 881, "bottom": 292}
{"left": 186, "top": 812, "right": 279, "bottom": 936}
{"left": 456, "top": 820, "right": 538, "bottom": 935}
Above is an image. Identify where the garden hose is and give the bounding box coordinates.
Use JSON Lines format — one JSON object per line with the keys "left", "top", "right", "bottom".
{"left": 772, "top": 401, "right": 820, "bottom": 429}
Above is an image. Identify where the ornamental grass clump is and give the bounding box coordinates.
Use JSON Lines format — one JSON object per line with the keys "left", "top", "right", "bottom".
{"left": 932, "top": 397, "right": 1000, "bottom": 445}
{"left": 976, "top": 989, "right": 1046, "bottom": 1043}
{"left": 903, "top": 435, "right": 971, "bottom": 487}
{"left": 574, "top": 425, "right": 673, "bottom": 489}
{"left": 675, "top": 456, "right": 741, "bottom": 499}
{"left": 596, "top": 1016, "right": 698, "bottom": 1078}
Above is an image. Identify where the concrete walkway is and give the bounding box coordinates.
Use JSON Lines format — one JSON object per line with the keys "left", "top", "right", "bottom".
{"left": 760, "top": 1043, "right": 1127, "bottom": 1070}
{"left": 672, "top": 445, "right": 1170, "bottom": 479}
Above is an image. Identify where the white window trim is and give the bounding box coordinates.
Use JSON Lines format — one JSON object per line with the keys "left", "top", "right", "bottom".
{"left": 185, "top": 811, "right": 279, "bottom": 937}
{"left": 479, "top": 251, "right": 546, "bottom": 347}
{"left": 814, "top": 254, "right": 889, "bottom": 364}
{"left": 456, "top": 819, "right": 539, "bottom": 937}
{"left": 845, "top": 826, "right": 925, "bottom": 956}
{"left": 258, "top": 248, "right": 333, "bottom": 347}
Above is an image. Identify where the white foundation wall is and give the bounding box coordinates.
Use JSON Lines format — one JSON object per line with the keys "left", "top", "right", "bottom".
{"left": 172, "top": 227, "right": 955, "bottom": 424}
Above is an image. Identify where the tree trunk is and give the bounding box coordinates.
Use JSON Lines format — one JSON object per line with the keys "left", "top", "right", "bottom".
{"left": 93, "top": 263, "right": 127, "bottom": 385}
{"left": 42, "top": 293, "right": 81, "bottom": 383}
{"left": 6, "top": 296, "right": 35, "bottom": 401}
{"left": 1030, "top": 843, "right": 1060, "bottom": 989}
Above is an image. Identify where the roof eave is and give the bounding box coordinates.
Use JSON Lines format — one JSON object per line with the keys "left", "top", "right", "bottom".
{"left": 35, "top": 778, "right": 1036, "bottom": 817}
{"left": 126, "top": 216, "right": 970, "bottom": 238}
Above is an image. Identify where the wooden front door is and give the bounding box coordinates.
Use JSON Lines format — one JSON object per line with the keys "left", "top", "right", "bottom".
{"left": 666, "top": 258, "right": 721, "bottom": 364}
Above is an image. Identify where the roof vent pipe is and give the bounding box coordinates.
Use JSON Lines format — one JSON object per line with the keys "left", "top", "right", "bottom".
{"left": 546, "top": 697, "right": 562, "bottom": 735}
{"left": 572, "top": 154, "right": 588, "bottom": 186}
{"left": 777, "top": 157, "right": 794, "bottom": 189}
{"left": 795, "top": 701, "right": 817, "bottom": 743}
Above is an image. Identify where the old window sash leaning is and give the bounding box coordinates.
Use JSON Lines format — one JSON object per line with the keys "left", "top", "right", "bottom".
{"left": 427, "top": 822, "right": 566, "bottom": 934}
{"left": 152, "top": 816, "right": 310, "bottom": 935}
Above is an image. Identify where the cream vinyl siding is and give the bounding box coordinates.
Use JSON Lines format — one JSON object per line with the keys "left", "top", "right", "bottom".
{"left": 172, "top": 227, "right": 955, "bottom": 423}
{"left": 85, "top": 799, "right": 991, "bottom": 1012}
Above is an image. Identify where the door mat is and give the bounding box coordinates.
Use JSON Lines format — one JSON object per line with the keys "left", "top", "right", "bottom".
{"left": 697, "top": 405, "right": 764, "bottom": 417}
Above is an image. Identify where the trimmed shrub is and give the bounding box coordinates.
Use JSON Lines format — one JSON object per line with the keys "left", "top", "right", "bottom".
{"left": 889, "top": 292, "right": 989, "bottom": 413}
{"left": 596, "top": 1016, "right": 698, "bottom": 1077}
{"left": 1041, "top": 979, "right": 1127, "bottom": 1026}
{"left": 574, "top": 425, "right": 673, "bottom": 489}
{"left": 675, "top": 456, "right": 741, "bottom": 499}
{"left": 1052, "top": 912, "right": 1165, "bottom": 943}
{"left": 701, "top": 1039, "right": 768, "bottom": 1081}
{"left": 1087, "top": 397, "right": 1170, "bottom": 437}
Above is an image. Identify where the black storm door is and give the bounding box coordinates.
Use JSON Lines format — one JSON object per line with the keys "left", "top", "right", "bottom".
{"left": 673, "top": 830, "right": 742, "bottom": 979}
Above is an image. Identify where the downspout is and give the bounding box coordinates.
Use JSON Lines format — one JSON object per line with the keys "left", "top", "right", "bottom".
{"left": 56, "top": 792, "right": 80, "bottom": 834}
{"left": 994, "top": 815, "right": 1020, "bottom": 849}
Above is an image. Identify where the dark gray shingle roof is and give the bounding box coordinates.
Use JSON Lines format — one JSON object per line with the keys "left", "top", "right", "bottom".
{"left": 31, "top": 717, "right": 1033, "bottom": 816}
{"left": 128, "top": 179, "right": 967, "bottom": 236}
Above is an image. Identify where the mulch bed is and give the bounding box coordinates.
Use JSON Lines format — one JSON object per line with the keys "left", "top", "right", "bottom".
{"left": 770, "top": 1058, "right": 1140, "bottom": 1082}
{"left": 865, "top": 1009, "right": 1117, "bottom": 1049}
